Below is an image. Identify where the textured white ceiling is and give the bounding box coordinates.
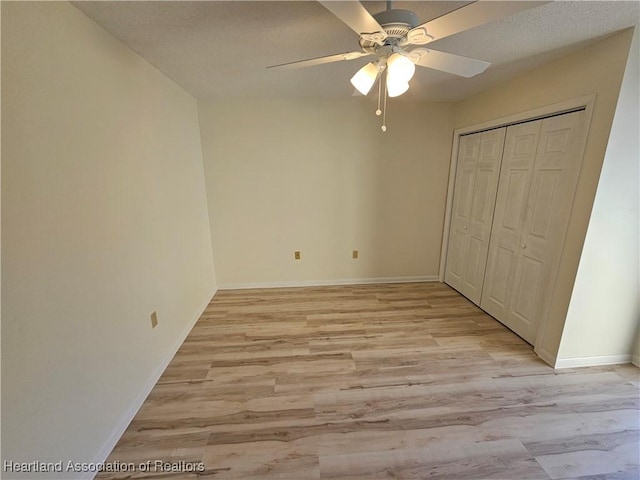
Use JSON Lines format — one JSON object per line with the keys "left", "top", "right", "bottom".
{"left": 73, "top": 1, "right": 640, "bottom": 102}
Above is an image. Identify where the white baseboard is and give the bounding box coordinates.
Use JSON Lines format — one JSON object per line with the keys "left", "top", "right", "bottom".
{"left": 555, "top": 354, "right": 633, "bottom": 369}
{"left": 85, "top": 286, "right": 217, "bottom": 480}
{"left": 632, "top": 353, "right": 640, "bottom": 367}
{"left": 218, "top": 276, "right": 440, "bottom": 290}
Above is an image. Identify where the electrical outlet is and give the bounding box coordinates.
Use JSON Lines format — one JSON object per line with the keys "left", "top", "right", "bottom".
{"left": 294, "top": 251, "right": 301, "bottom": 260}
{"left": 150, "top": 311, "right": 158, "bottom": 328}
{"left": 352, "top": 250, "right": 359, "bottom": 259}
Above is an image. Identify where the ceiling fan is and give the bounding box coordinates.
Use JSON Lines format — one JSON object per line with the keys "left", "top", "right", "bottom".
{"left": 268, "top": 0, "right": 546, "bottom": 131}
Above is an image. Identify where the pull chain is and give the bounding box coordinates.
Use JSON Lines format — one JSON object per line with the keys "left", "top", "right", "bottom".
{"left": 374, "top": 63, "right": 388, "bottom": 132}
{"left": 381, "top": 73, "right": 388, "bottom": 132}
{"left": 376, "top": 70, "right": 383, "bottom": 117}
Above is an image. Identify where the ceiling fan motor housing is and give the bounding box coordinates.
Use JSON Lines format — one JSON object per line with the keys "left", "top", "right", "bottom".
{"left": 371, "top": 9, "right": 419, "bottom": 42}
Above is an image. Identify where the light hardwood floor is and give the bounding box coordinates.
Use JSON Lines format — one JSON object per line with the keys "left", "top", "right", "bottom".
{"left": 99, "top": 282, "right": 639, "bottom": 479}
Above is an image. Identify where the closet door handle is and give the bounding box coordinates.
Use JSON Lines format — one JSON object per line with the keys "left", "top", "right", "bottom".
{"left": 464, "top": 225, "right": 468, "bottom": 230}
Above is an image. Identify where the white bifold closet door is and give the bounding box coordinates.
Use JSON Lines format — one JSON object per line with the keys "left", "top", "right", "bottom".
{"left": 445, "top": 109, "right": 588, "bottom": 345}
{"left": 444, "top": 128, "right": 506, "bottom": 304}
{"left": 480, "top": 110, "right": 587, "bottom": 343}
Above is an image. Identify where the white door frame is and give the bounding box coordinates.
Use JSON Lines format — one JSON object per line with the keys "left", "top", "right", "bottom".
{"left": 438, "top": 94, "right": 596, "bottom": 359}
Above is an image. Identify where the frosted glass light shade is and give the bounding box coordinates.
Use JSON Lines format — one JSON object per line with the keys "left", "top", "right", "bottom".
{"left": 350, "top": 62, "right": 379, "bottom": 95}
{"left": 386, "top": 79, "right": 409, "bottom": 98}
{"left": 387, "top": 53, "right": 415, "bottom": 82}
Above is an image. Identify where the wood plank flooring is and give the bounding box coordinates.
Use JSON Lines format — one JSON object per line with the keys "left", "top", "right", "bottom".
{"left": 98, "top": 282, "right": 640, "bottom": 479}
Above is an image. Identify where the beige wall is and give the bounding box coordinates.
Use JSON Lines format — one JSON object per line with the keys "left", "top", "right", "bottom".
{"left": 198, "top": 99, "right": 454, "bottom": 287}
{"left": 1, "top": 2, "right": 215, "bottom": 477}
{"left": 558, "top": 28, "right": 639, "bottom": 365}
{"left": 454, "top": 28, "right": 635, "bottom": 364}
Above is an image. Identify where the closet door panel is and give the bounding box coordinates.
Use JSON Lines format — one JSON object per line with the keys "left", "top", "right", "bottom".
{"left": 490, "top": 245, "right": 516, "bottom": 308}
{"left": 482, "top": 110, "right": 587, "bottom": 343}
{"left": 481, "top": 121, "right": 541, "bottom": 320}
{"left": 461, "top": 128, "right": 506, "bottom": 303}
{"left": 445, "top": 128, "right": 505, "bottom": 304}
{"left": 509, "top": 110, "right": 587, "bottom": 342}
{"left": 464, "top": 235, "right": 485, "bottom": 292}
{"left": 445, "top": 134, "right": 480, "bottom": 290}
{"left": 510, "top": 255, "right": 544, "bottom": 335}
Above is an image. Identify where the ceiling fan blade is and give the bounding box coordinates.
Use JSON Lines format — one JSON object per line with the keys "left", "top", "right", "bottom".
{"left": 267, "top": 51, "right": 372, "bottom": 70}
{"left": 408, "top": 1, "right": 549, "bottom": 45}
{"left": 318, "top": 1, "right": 387, "bottom": 45}
{"left": 409, "top": 48, "right": 490, "bottom": 78}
